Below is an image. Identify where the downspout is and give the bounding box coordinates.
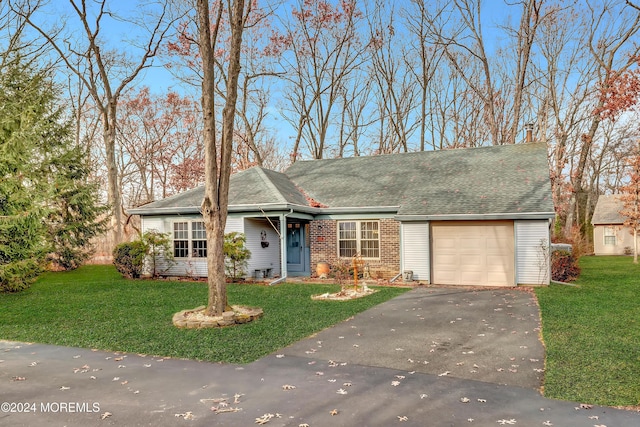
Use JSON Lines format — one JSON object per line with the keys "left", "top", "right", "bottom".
{"left": 389, "top": 272, "right": 402, "bottom": 283}
{"left": 269, "top": 209, "right": 294, "bottom": 286}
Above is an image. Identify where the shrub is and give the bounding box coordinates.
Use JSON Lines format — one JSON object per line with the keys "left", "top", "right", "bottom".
{"left": 112, "top": 241, "right": 148, "bottom": 279}
{"left": 551, "top": 250, "right": 580, "bottom": 283}
{"left": 0, "top": 258, "right": 42, "bottom": 292}
{"left": 141, "top": 230, "right": 174, "bottom": 277}
{"left": 224, "top": 232, "right": 251, "bottom": 280}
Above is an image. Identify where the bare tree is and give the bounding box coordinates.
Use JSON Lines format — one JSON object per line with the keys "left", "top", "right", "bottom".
{"left": 14, "top": 0, "right": 174, "bottom": 245}
{"left": 197, "top": 0, "right": 250, "bottom": 316}
{"left": 403, "top": 0, "right": 446, "bottom": 151}
{"left": 280, "top": 0, "right": 366, "bottom": 160}
{"left": 565, "top": 0, "right": 640, "bottom": 238}
{"left": 366, "top": 0, "right": 419, "bottom": 153}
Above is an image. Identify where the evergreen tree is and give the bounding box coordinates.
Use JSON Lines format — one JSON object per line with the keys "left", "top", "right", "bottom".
{"left": 0, "top": 52, "right": 107, "bottom": 291}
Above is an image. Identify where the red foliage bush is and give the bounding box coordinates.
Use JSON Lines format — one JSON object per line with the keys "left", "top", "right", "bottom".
{"left": 551, "top": 250, "right": 581, "bottom": 283}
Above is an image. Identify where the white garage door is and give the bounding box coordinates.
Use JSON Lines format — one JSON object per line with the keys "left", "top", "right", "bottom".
{"left": 432, "top": 221, "right": 514, "bottom": 286}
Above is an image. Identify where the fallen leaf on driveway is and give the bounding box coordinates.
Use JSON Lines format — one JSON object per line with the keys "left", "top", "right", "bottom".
{"left": 100, "top": 412, "right": 112, "bottom": 420}
{"left": 175, "top": 412, "right": 194, "bottom": 420}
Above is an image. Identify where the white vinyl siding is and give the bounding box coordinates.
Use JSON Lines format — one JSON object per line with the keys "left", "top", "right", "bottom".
{"left": 401, "top": 222, "right": 430, "bottom": 282}
{"left": 141, "top": 217, "right": 163, "bottom": 234}
{"left": 338, "top": 221, "right": 380, "bottom": 258}
{"left": 515, "top": 220, "right": 550, "bottom": 285}
{"left": 139, "top": 215, "right": 245, "bottom": 278}
{"left": 243, "top": 218, "right": 281, "bottom": 277}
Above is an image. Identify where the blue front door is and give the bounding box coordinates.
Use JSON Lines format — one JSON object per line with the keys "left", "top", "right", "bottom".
{"left": 287, "top": 224, "right": 304, "bottom": 272}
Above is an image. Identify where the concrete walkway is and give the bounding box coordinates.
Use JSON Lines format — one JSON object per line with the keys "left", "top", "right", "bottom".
{"left": 1, "top": 287, "right": 638, "bottom": 426}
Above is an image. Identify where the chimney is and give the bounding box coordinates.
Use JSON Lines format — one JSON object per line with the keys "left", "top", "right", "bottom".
{"left": 525, "top": 123, "right": 534, "bottom": 143}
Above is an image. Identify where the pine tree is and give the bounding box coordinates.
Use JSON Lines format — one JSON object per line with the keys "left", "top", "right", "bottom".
{"left": 0, "top": 52, "right": 107, "bottom": 291}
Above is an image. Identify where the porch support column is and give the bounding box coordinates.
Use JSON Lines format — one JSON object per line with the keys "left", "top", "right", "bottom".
{"left": 279, "top": 213, "right": 287, "bottom": 280}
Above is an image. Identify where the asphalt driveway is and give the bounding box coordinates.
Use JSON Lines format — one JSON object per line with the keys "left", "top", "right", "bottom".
{"left": 1, "top": 287, "right": 638, "bottom": 426}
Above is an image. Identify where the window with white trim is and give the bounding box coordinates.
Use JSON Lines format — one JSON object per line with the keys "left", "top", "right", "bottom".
{"left": 604, "top": 226, "right": 616, "bottom": 246}
{"left": 191, "top": 221, "right": 207, "bottom": 257}
{"left": 338, "top": 221, "right": 380, "bottom": 258}
{"left": 173, "top": 221, "right": 207, "bottom": 258}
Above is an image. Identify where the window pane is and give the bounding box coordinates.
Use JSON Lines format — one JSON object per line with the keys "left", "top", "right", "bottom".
{"left": 604, "top": 235, "right": 616, "bottom": 245}
{"left": 173, "top": 222, "right": 188, "bottom": 239}
{"left": 339, "top": 222, "right": 357, "bottom": 240}
{"left": 360, "top": 221, "right": 379, "bottom": 240}
{"left": 173, "top": 222, "right": 189, "bottom": 257}
{"left": 192, "top": 240, "right": 207, "bottom": 257}
{"left": 360, "top": 239, "right": 379, "bottom": 258}
{"left": 174, "top": 240, "right": 188, "bottom": 258}
{"left": 192, "top": 221, "right": 206, "bottom": 239}
{"left": 339, "top": 240, "right": 357, "bottom": 258}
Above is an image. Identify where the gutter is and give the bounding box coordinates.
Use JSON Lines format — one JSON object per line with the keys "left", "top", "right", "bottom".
{"left": 128, "top": 203, "right": 401, "bottom": 217}
{"left": 395, "top": 212, "right": 556, "bottom": 221}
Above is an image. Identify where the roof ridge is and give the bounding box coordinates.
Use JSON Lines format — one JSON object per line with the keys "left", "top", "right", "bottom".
{"left": 254, "top": 167, "right": 288, "bottom": 204}
{"left": 285, "top": 142, "right": 545, "bottom": 168}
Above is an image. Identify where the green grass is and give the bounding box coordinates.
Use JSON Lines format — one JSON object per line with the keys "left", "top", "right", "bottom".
{"left": 0, "top": 265, "right": 409, "bottom": 364}
{"left": 536, "top": 256, "right": 640, "bottom": 407}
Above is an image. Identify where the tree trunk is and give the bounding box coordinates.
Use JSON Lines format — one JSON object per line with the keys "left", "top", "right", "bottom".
{"left": 102, "top": 105, "right": 123, "bottom": 245}
{"left": 197, "top": 0, "right": 246, "bottom": 317}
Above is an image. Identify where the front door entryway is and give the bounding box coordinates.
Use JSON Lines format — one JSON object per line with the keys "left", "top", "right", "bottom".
{"left": 286, "top": 222, "right": 310, "bottom": 275}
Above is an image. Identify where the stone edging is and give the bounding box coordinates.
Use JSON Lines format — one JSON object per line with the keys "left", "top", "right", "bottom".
{"left": 173, "top": 305, "right": 264, "bottom": 329}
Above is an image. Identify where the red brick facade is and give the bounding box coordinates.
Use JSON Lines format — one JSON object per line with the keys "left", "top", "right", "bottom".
{"left": 309, "top": 218, "right": 400, "bottom": 279}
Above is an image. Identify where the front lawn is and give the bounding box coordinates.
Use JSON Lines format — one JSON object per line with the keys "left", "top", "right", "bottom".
{"left": 536, "top": 256, "right": 640, "bottom": 408}
{"left": 0, "top": 265, "right": 409, "bottom": 363}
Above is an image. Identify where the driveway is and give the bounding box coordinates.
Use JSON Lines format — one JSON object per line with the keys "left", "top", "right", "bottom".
{"left": 1, "top": 287, "right": 639, "bottom": 426}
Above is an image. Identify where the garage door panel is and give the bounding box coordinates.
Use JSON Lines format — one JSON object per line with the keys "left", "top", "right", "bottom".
{"left": 432, "top": 221, "right": 514, "bottom": 286}
{"left": 461, "top": 271, "right": 483, "bottom": 284}
{"left": 487, "top": 254, "right": 511, "bottom": 268}
{"left": 435, "top": 254, "right": 458, "bottom": 266}
{"left": 434, "top": 237, "right": 457, "bottom": 250}
{"left": 436, "top": 269, "right": 458, "bottom": 283}
{"left": 462, "top": 255, "right": 484, "bottom": 267}
{"left": 487, "top": 238, "right": 510, "bottom": 251}
{"left": 460, "top": 238, "right": 483, "bottom": 252}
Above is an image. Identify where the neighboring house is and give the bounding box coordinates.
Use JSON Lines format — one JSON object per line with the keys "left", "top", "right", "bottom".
{"left": 592, "top": 194, "right": 636, "bottom": 256}
{"left": 128, "top": 142, "right": 555, "bottom": 286}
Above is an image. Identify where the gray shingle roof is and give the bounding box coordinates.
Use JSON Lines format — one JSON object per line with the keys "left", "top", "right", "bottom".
{"left": 592, "top": 194, "right": 625, "bottom": 225}
{"left": 285, "top": 142, "right": 554, "bottom": 217}
{"left": 129, "top": 143, "right": 555, "bottom": 219}
{"left": 128, "top": 167, "right": 309, "bottom": 214}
